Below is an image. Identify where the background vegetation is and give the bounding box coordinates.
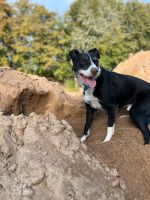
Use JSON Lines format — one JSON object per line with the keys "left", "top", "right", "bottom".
{"left": 0, "top": 0, "right": 150, "bottom": 82}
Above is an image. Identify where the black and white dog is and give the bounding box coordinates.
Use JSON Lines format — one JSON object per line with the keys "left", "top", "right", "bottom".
{"left": 67, "top": 48, "right": 150, "bottom": 144}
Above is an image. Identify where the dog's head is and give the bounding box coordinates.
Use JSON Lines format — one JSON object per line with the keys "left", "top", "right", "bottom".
{"left": 67, "top": 48, "right": 100, "bottom": 88}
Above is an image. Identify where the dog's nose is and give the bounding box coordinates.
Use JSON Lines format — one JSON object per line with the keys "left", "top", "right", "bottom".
{"left": 90, "top": 68, "right": 98, "bottom": 76}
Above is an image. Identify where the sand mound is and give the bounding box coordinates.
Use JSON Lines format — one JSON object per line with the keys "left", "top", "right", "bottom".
{"left": 0, "top": 69, "right": 124, "bottom": 200}
{"left": 0, "top": 67, "right": 150, "bottom": 200}
{"left": 113, "top": 50, "right": 150, "bottom": 82}
{"left": 0, "top": 112, "right": 125, "bottom": 200}
{"left": 0, "top": 68, "right": 82, "bottom": 118}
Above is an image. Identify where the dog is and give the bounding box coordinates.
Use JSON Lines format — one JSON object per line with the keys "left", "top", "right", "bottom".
{"left": 67, "top": 48, "right": 150, "bottom": 144}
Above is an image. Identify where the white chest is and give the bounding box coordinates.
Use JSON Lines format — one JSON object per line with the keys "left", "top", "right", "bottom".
{"left": 84, "top": 89, "right": 102, "bottom": 109}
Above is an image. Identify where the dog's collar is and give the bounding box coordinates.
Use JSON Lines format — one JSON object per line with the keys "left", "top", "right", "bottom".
{"left": 83, "top": 84, "right": 89, "bottom": 91}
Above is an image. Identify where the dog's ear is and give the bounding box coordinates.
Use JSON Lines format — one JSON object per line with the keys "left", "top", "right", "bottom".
{"left": 88, "top": 48, "right": 100, "bottom": 59}
{"left": 67, "top": 49, "right": 79, "bottom": 61}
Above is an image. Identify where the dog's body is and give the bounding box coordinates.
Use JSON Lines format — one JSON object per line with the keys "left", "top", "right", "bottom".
{"left": 67, "top": 48, "right": 150, "bottom": 144}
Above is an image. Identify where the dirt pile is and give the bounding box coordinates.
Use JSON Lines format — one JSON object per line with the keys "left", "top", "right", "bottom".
{"left": 0, "top": 68, "right": 125, "bottom": 199}
{"left": 0, "top": 112, "right": 124, "bottom": 200}
{"left": 0, "top": 68, "right": 82, "bottom": 117}
{"left": 114, "top": 50, "right": 150, "bottom": 82}
{"left": 0, "top": 67, "right": 150, "bottom": 200}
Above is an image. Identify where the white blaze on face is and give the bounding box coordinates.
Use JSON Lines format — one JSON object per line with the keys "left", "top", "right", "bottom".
{"left": 79, "top": 65, "right": 97, "bottom": 77}
{"left": 78, "top": 54, "right": 101, "bottom": 88}
{"left": 79, "top": 54, "right": 99, "bottom": 77}
{"left": 102, "top": 124, "right": 115, "bottom": 143}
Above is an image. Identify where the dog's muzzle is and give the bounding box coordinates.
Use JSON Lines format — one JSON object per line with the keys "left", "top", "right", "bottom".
{"left": 90, "top": 67, "right": 99, "bottom": 77}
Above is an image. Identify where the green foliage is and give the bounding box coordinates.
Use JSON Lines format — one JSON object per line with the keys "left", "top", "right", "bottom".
{"left": 0, "top": 0, "right": 150, "bottom": 82}
{"left": 0, "top": 0, "right": 71, "bottom": 81}
{"left": 0, "top": 0, "right": 14, "bottom": 67}
{"left": 66, "top": 0, "right": 123, "bottom": 49}
{"left": 65, "top": 0, "right": 150, "bottom": 69}
{"left": 10, "top": 0, "right": 70, "bottom": 80}
{"left": 64, "top": 79, "right": 80, "bottom": 92}
{"left": 122, "top": 1, "right": 150, "bottom": 51}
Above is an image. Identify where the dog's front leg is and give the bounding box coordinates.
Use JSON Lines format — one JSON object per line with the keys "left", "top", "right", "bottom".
{"left": 103, "top": 106, "right": 117, "bottom": 143}
{"left": 81, "top": 103, "right": 96, "bottom": 142}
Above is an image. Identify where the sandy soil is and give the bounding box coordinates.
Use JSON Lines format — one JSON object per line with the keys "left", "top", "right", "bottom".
{"left": 0, "top": 49, "right": 150, "bottom": 200}
{"left": 0, "top": 68, "right": 125, "bottom": 200}
{"left": 0, "top": 112, "right": 125, "bottom": 200}
{"left": 113, "top": 50, "right": 150, "bottom": 82}
{"left": 68, "top": 108, "right": 150, "bottom": 200}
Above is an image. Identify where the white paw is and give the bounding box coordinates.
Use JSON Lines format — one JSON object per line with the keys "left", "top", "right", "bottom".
{"left": 102, "top": 139, "right": 110, "bottom": 143}
{"left": 126, "top": 104, "right": 132, "bottom": 111}
{"left": 80, "top": 135, "right": 87, "bottom": 142}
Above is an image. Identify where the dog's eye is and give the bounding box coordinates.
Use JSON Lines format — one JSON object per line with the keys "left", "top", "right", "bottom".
{"left": 81, "top": 58, "right": 88, "bottom": 64}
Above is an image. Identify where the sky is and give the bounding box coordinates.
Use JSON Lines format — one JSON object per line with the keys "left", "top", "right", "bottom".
{"left": 7, "top": 0, "right": 150, "bottom": 15}
{"left": 7, "top": 0, "right": 74, "bottom": 15}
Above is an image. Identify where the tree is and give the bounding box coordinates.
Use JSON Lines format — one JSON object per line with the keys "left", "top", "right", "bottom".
{"left": 10, "top": 0, "right": 70, "bottom": 81}
{"left": 65, "top": 0, "right": 150, "bottom": 69}
{"left": 1, "top": 0, "right": 150, "bottom": 82}
{"left": 0, "top": 0, "right": 14, "bottom": 67}
{"left": 66, "top": 0, "right": 124, "bottom": 48}
{"left": 122, "top": 1, "right": 150, "bottom": 51}
{"left": 65, "top": 0, "right": 126, "bottom": 68}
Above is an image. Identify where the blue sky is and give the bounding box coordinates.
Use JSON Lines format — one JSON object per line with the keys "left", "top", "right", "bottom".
{"left": 7, "top": 0, "right": 150, "bottom": 15}
{"left": 7, "top": 0, "right": 74, "bottom": 15}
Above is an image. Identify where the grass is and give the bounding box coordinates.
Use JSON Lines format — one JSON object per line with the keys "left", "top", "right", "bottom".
{"left": 64, "top": 79, "right": 80, "bottom": 92}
